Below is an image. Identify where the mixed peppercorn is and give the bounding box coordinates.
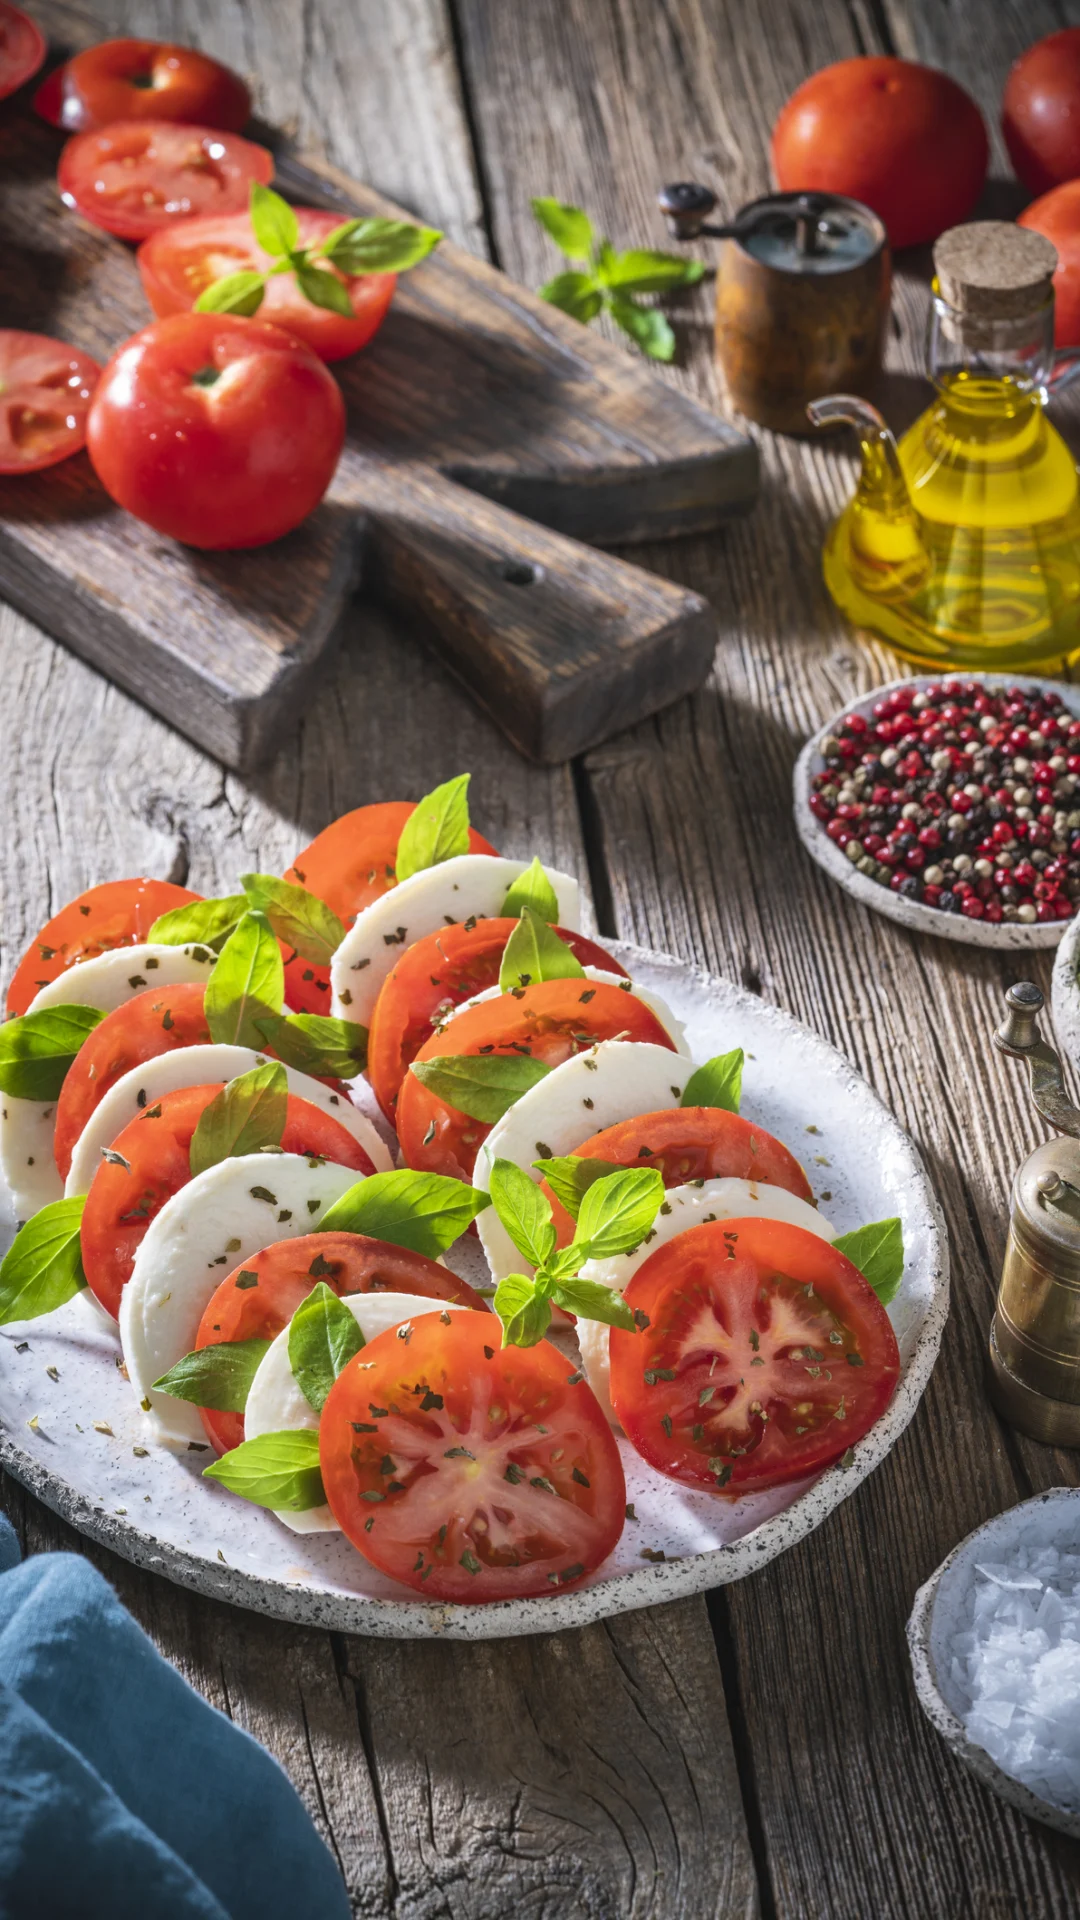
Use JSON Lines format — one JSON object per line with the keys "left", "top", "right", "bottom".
{"left": 808, "top": 680, "right": 1080, "bottom": 925}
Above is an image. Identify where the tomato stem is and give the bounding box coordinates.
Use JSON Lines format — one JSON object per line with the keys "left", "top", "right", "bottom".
{"left": 190, "top": 365, "right": 222, "bottom": 388}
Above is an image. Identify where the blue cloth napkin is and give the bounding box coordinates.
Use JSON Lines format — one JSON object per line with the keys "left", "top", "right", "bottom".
{"left": 0, "top": 1514, "right": 351, "bottom": 1920}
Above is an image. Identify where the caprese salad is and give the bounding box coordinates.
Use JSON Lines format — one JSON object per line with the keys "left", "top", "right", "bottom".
{"left": 0, "top": 773, "right": 906, "bottom": 1605}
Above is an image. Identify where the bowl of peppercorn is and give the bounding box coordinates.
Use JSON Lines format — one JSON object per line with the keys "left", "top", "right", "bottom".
{"left": 794, "top": 675, "right": 1080, "bottom": 947}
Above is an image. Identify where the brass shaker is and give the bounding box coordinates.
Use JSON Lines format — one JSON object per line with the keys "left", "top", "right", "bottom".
{"left": 991, "top": 981, "right": 1080, "bottom": 1446}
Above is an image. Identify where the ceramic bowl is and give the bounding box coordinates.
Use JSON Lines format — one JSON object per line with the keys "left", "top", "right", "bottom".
{"left": 794, "top": 674, "right": 1080, "bottom": 949}
{"left": 1051, "top": 909, "right": 1080, "bottom": 1067}
{"left": 907, "top": 1487, "right": 1080, "bottom": 1838}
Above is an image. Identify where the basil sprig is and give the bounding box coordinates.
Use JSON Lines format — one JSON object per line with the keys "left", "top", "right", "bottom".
{"left": 532, "top": 196, "right": 704, "bottom": 362}
{"left": 395, "top": 774, "right": 471, "bottom": 883}
{"left": 0, "top": 1004, "right": 104, "bottom": 1101}
{"left": 240, "top": 873, "right": 345, "bottom": 967}
{"left": 486, "top": 1157, "right": 662, "bottom": 1347}
{"left": 410, "top": 1052, "right": 550, "bottom": 1124}
{"left": 500, "top": 858, "right": 559, "bottom": 923}
{"left": 255, "top": 1012, "right": 367, "bottom": 1079}
{"left": 188, "top": 1062, "right": 288, "bottom": 1178}
{"left": 317, "top": 1167, "right": 488, "bottom": 1256}
{"left": 680, "top": 1049, "right": 744, "bottom": 1113}
{"left": 203, "top": 1428, "right": 325, "bottom": 1511}
{"left": 288, "top": 1282, "right": 364, "bottom": 1412}
{"left": 532, "top": 1154, "right": 620, "bottom": 1220}
{"left": 195, "top": 182, "right": 441, "bottom": 322}
{"left": 149, "top": 894, "right": 247, "bottom": 952}
{"left": 153, "top": 1337, "right": 271, "bottom": 1410}
{"left": 204, "top": 911, "right": 284, "bottom": 1049}
{"left": 499, "top": 910, "right": 583, "bottom": 994}
{"left": 834, "top": 1218, "right": 904, "bottom": 1307}
{"left": 0, "top": 1196, "right": 86, "bottom": 1324}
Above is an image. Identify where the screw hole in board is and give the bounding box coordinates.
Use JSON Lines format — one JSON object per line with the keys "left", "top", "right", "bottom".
{"left": 496, "top": 559, "right": 541, "bottom": 587}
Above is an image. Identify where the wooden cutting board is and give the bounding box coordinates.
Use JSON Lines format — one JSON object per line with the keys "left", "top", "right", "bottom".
{"left": 0, "top": 0, "right": 759, "bottom": 769}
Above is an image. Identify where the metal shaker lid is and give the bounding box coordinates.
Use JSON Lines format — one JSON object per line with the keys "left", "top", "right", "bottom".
{"left": 734, "top": 191, "right": 885, "bottom": 276}
{"left": 1013, "top": 1137, "right": 1080, "bottom": 1263}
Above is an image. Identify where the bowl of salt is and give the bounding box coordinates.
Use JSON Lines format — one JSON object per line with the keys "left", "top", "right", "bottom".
{"left": 907, "top": 1488, "right": 1080, "bottom": 1838}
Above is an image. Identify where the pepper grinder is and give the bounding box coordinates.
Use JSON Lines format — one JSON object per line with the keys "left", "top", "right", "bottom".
{"left": 991, "top": 981, "right": 1080, "bottom": 1445}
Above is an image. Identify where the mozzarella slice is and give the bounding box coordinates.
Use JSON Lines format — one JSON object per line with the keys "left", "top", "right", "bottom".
{"left": 329, "top": 855, "right": 580, "bottom": 1028}
{"left": 576, "top": 1178, "right": 836, "bottom": 1425}
{"left": 119, "top": 1154, "right": 365, "bottom": 1447}
{"left": 244, "top": 1294, "right": 470, "bottom": 1534}
{"left": 441, "top": 968, "right": 690, "bottom": 1056}
{"left": 1, "top": 944, "right": 216, "bottom": 1224}
{"left": 64, "top": 1044, "right": 392, "bottom": 1197}
{"left": 475, "top": 1041, "right": 691, "bottom": 1282}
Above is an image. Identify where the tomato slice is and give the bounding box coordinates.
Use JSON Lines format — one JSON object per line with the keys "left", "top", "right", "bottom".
{"left": 397, "top": 980, "right": 679, "bottom": 1181}
{"left": 37, "top": 38, "right": 251, "bottom": 133}
{"left": 53, "top": 981, "right": 211, "bottom": 1179}
{"left": 0, "top": 3, "right": 44, "bottom": 99}
{"left": 320, "top": 1310, "right": 625, "bottom": 1601}
{"left": 139, "top": 209, "right": 398, "bottom": 363}
{"left": 367, "top": 919, "right": 628, "bottom": 1123}
{"left": 609, "top": 1217, "right": 900, "bottom": 1498}
{"left": 194, "top": 1231, "right": 489, "bottom": 1452}
{"left": 58, "top": 121, "right": 274, "bottom": 243}
{"left": 80, "top": 1083, "right": 376, "bottom": 1319}
{"left": 540, "top": 1106, "right": 813, "bottom": 1246}
{"left": 280, "top": 803, "right": 499, "bottom": 1015}
{"left": 0, "top": 330, "right": 102, "bottom": 476}
{"left": 6, "top": 878, "right": 199, "bottom": 1016}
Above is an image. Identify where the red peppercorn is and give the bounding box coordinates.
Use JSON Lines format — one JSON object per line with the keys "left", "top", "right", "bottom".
{"left": 905, "top": 847, "right": 925, "bottom": 870}
{"left": 984, "top": 900, "right": 1004, "bottom": 923}
{"left": 961, "top": 896, "right": 985, "bottom": 919}
{"left": 918, "top": 826, "right": 942, "bottom": 850}
{"left": 1030, "top": 823, "right": 1053, "bottom": 848}
{"left": 991, "top": 821, "right": 1014, "bottom": 845}
{"left": 1057, "top": 898, "right": 1075, "bottom": 920}
{"left": 1013, "top": 861, "right": 1036, "bottom": 887}
{"left": 1037, "top": 901, "right": 1058, "bottom": 923}
{"left": 923, "top": 885, "right": 942, "bottom": 907}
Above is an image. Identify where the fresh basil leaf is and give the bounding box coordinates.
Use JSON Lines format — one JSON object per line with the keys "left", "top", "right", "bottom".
{"left": 608, "top": 296, "right": 675, "bottom": 362}
{"left": 193, "top": 270, "right": 266, "bottom": 317}
{"left": 0, "top": 1004, "right": 104, "bottom": 1101}
{"left": 153, "top": 1337, "right": 270, "bottom": 1411}
{"left": 249, "top": 181, "right": 299, "bottom": 257}
{"left": 240, "top": 873, "right": 345, "bottom": 966}
{"left": 498, "top": 910, "right": 584, "bottom": 994}
{"left": 293, "top": 260, "right": 356, "bottom": 317}
{"left": 488, "top": 1158, "right": 556, "bottom": 1271}
{"left": 410, "top": 1052, "right": 550, "bottom": 1124}
{"left": 550, "top": 1275, "right": 636, "bottom": 1330}
{"left": 494, "top": 1273, "right": 551, "bottom": 1348}
{"left": 833, "top": 1218, "right": 904, "bottom": 1308}
{"left": 601, "top": 249, "right": 705, "bottom": 292}
{"left": 531, "top": 197, "right": 594, "bottom": 259}
{"left": 148, "top": 894, "right": 247, "bottom": 952}
{"left": 500, "top": 858, "right": 560, "bottom": 923}
{"left": 188, "top": 1062, "right": 288, "bottom": 1178}
{"left": 255, "top": 1011, "right": 368, "bottom": 1079}
{"left": 395, "top": 774, "right": 471, "bottom": 882}
{"left": 204, "top": 911, "right": 284, "bottom": 1048}
{"left": 680, "top": 1048, "right": 744, "bottom": 1114}
{"left": 0, "top": 1196, "right": 86, "bottom": 1324}
{"left": 317, "top": 1168, "right": 488, "bottom": 1256}
{"left": 319, "top": 216, "right": 441, "bottom": 274}
{"left": 539, "top": 271, "right": 604, "bottom": 322}
{"left": 203, "top": 1428, "right": 325, "bottom": 1510}
{"left": 532, "top": 1154, "right": 620, "bottom": 1222}
{"left": 573, "top": 1167, "right": 664, "bottom": 1260}
{"left": 288, "top": 1282, "right": 364, "bottom": 1413}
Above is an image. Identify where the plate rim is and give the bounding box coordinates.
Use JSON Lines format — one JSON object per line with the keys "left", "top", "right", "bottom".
{"left": 0, "top": 940, "right": 950, "bottom": 1641}
{"left": 794, "top": 673, "right": 1080, "bottom": 949}
{"left": 1051, "top": 908, "right": 1080, "bottom": 1065}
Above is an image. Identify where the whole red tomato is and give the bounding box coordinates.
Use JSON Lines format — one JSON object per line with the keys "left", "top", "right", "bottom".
{"left": 771, "top": 56, "right": 988, "bottom": 250}
{"left": 1004, "top": 31, "right": 1080, "bottom": 196}
{"left": 86, "top": 313, "right": 345, "bottom": 550}
{"left": 35, "top": 37, "right": 250, "bottom": 133}
{"left": 1019, "top": 182, "right": 1080, "bottom": 345}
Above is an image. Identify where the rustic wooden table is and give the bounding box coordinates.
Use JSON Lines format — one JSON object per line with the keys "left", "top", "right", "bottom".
{"left": 5, "top": 0, "right": 1080, "bottom": 1913}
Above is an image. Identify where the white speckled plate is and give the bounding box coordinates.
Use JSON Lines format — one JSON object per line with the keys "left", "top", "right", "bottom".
{"left": 794, "top": 674, "right": 1080, "bottom": 948}
{"left": 1051, "top": 909, "right": 1080, "bottom": 1066}
{"left": 0, "top": 944, "right": 948, "bottom": 1640}
{"left": 908, "top": 1488, "right": 1080, "bottom": 1839}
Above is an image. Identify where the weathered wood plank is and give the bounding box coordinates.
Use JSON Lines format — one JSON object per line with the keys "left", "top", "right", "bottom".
{"left": 455, "top": 0, "right": 1080, "bottom": 1911}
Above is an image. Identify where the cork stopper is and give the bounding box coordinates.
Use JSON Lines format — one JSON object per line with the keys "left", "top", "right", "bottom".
{"left": 933, "top": 222, "right": 1057, "bottom": 320}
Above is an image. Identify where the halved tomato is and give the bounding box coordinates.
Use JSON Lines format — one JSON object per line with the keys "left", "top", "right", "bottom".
{"left": 396, "top": 980, "right": 678, "bottom": 1182}
{"left": 53, "top": 981, "right": 212, "bottom": 1178}
{"left": 36, "top": 38, "right": 250, "bottom": 134}
{"left": 367, "top": 919, "right": 628, "bottom": 1122}
{"left": 80, "top": 1083, "right": 376, "bottom": 1318}
{"left": 609, "top": 1217, "right": 900, "bottom": 1498}
{"left": 58, "top": 121, "right": 274, "bottom": 243}
{"left": 280, "top": 803, "right": 499, "bottom": 1015}
{"left": 320, "top": 1310, "right": 625, "bottom": 1602}
{"left": 0, "top": 3, "right": 45, "bottom": 100}
{"left": 139, "top": 209, "right": 397, "bottom": 362}
{"left": 194, "top": 1231, "right": 489, "bottom": 1451}
{"left": 6, "top": 878, "right": 199, "bottom": 1016}
{"left": 540, "top": 1106, "right": 813, "bottom": 1246}
{"left": 0, "top": 330, "right": 102, "bottom": 477}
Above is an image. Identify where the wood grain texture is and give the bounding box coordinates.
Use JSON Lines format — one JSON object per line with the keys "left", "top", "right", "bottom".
{"left": 455, "top": 0, "right": 1080, "bottom": 1913}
